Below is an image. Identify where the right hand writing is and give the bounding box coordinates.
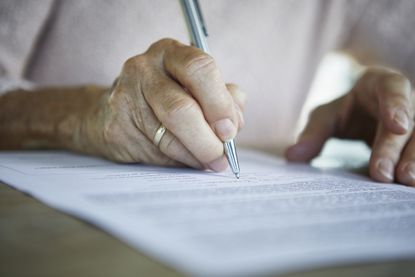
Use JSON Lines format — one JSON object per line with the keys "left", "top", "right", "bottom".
{"left": 83, "top": 38, "right": 245, "bottom": 171}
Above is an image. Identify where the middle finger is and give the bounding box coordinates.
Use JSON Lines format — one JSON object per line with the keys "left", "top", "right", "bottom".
{"left": 370, "top": 121, "right": 411, "bottom": 182}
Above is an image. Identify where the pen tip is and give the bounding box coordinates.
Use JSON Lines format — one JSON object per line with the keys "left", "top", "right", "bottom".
{"left": 235, "top": 173, "right": 240, "bottom": 179}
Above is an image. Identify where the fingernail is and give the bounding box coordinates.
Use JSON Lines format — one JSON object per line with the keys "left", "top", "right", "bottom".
{"left": 213, "top": 118, "right": 236, "bottom": 141}
{"left": 402, "top": 162, "right": 415, "bottom": 185}
{"left": 394, "top": 109, "right": 409, "bottom": 131}
{"left": 208, "top": 156, "right": 228, "bottom": 172}
{"left": 376, "top": 158, "right": 394, "bottom": 181}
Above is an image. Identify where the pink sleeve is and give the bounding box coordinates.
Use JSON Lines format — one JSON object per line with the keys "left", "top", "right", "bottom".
{"left": 342, "top": 0, "right": 415, "bottom": 80}
{"left": 0, "top": 0, "right": 54, "bottom": 94}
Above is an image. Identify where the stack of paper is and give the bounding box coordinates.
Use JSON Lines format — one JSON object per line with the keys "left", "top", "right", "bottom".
{"left": 1, "top": 150, "right": 414, "bottom": 276}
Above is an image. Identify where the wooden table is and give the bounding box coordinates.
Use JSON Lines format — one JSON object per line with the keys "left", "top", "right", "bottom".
{"left": 0, "top": 182, "right": 181, "bottom": 277}
{"left": 1, "top": 182, "right": 414, "bottom": 277}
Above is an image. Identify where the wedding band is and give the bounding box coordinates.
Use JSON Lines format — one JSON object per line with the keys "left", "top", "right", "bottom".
{"left": 153, "top": 125, "right": 167, "bottom": 146}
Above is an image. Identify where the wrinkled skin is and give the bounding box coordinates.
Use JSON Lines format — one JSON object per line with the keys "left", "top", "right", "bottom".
{"left": 286, "top": 67, "right": 415, "bottom": 187}
{"left": 1, "top": 38, "right": 414, "bottom": 187}
{"left": 86, "top": 39, "right": 246, "bottom": 170}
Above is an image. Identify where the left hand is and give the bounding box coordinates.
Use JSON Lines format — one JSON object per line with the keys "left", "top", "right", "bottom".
{"left": 285, "top": 66, "right": 415, "bottom": 186}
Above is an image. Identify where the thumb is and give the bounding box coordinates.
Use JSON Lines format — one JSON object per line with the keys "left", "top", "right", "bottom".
{"left": 285, "top": 103, "right": 337, "bottom": 162}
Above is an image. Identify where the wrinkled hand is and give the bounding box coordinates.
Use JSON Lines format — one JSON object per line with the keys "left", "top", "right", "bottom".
{"left": 84, "top": 38, "right": 245, "bottom": 170}
{"left": 286, "top": 67, "right": 415, "bottom": 186}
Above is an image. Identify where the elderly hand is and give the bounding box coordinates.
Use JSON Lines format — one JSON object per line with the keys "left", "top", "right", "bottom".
{"left": 286, "top": 67, "right": 415, "bottom": 186}
{"left": 82, "top": 38, "right": 245, "bottom": 170}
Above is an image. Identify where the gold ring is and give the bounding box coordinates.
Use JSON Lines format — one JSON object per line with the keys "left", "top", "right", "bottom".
{"left": 153, "top": 125, "right": 166, "bottom": 146}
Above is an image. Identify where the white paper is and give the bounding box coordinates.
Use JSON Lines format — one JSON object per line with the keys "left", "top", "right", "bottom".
{"left": 1, "top": 150, "right": 415, "bottom": 276}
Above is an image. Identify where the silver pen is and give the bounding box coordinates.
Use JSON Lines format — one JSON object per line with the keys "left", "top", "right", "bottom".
{"left": 180, "top": 0, "right": 240, "bottom": 179}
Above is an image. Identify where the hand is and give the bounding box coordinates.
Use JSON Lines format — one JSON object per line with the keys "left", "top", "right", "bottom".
{"left": 82, "top": 38, "right": 245, "bottom": 170}
{"left": 285, "top": 67, "right": 415, "bottom": 186}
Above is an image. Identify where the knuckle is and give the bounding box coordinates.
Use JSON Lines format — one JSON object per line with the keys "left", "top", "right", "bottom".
{"left": 151, "top": 38, "right": 178, "bottom": 49}
{"left": 123, "top": 55, "right": 148, "bottom": 75}
{"left": 377, "top": 136, "right": 405, "bottom": 156}
{"left": 163, "top": 97, "right": 198, "bottom": 126}
{"left": 184, "top": 53, "right": 216, "bottom": 77}
{"left": 382, "top": 72, "right": 409, "bottom": 85}
{"left": 357, "top": 67, "right": 386, "bottom": 86}
{"left": 357, "top": 67, "right": 410, "bottom": 94}
{"left": 147, "top": 38, "right": 179, "bottom": 56}
{"left": 378, "top": 72, "right": 411, "bottom": 94}
{"left": 382, "top": 140, "right": 400, "bottom": 152}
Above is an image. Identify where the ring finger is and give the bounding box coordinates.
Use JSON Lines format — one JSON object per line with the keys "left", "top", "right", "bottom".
{"left": 154, "top": 126, "right": 204, "bottom": 169}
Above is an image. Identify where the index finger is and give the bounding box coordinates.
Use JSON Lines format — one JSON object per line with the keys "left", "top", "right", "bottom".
{"left": 162, "top": 40, "right": 238, "bottom": 142}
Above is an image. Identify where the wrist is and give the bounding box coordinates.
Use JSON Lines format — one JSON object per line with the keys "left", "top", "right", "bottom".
{"left": 64, "top": 86, "right": 110, "bottom": 155}
{"left": 0, "top": 85, "right": 109, "bottom": 151}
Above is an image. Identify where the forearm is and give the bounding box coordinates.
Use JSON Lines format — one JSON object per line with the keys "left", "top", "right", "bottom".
{"left": 0, "top": 85, "right": 108, "bottom": 152}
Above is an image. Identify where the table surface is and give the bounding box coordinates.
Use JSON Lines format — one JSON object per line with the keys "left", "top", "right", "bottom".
{"left": 1, "top": 181, "right": 415, "bottom": 277}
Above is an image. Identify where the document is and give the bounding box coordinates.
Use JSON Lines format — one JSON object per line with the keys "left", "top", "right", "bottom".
{"left": 1, "top": 150, "right": 414, "bottom": 276}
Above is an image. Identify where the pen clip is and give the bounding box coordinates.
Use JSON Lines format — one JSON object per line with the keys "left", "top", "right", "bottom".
{"left": 194, "top": 0, "right": 208, "bottom": 37}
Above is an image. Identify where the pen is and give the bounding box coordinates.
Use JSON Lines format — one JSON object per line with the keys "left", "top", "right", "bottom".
{"left": 180, "top": 0, "right": 240, "bottom": 179}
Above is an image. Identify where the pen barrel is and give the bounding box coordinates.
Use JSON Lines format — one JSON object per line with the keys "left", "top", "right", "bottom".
{"left": 180, "top": 0, "right": 210, "bottom": 53}
{"left": 180, "top": 0, "right": 240, "bottom": 177}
